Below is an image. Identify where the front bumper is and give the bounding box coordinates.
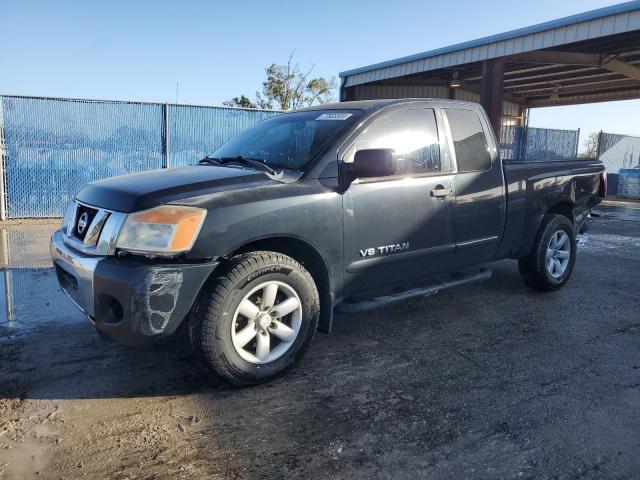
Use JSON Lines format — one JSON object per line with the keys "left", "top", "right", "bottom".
{"left": 50, "top": 230, "right": 219, "bottom": 345}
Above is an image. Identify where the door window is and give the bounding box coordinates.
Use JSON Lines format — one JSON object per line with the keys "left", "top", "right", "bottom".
{"left": 347, "top": 108, "right": 443, "bottom": 175}
{"left": 445, "top": 109, "right": 491, "bottom": 172}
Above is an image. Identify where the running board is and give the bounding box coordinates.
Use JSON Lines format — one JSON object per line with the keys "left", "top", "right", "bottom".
{"left": 337, "top": 267, "right": 492, "bottom": 313}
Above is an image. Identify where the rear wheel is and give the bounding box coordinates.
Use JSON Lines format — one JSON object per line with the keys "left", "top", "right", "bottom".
{"left": 189, "top": 251, "right": 319, "bottom": 386}
{"left": 518, "top": 214, "right": 577, "bottom": 292}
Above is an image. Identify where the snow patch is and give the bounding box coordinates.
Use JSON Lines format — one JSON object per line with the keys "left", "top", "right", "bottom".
{"left": 577, "top": 233, "right": 640, "bottom": 254}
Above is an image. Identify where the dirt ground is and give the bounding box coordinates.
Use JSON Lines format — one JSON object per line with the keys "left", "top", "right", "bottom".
{"left": 1, "top": 202, "right": 639, "bottom": 479}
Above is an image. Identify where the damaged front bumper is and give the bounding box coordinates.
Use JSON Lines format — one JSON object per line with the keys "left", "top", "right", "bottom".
{"left": 50, "top": 230, "right": 218, "bottom": 345}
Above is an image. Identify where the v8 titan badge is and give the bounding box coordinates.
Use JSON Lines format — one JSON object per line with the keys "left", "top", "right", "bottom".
{"left": 359, "top": 242, "right": 410, "bottom": 258}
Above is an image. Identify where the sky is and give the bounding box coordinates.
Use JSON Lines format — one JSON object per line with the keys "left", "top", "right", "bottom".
{"left": 1, "top": 0, "right": 638, "bottom": 149}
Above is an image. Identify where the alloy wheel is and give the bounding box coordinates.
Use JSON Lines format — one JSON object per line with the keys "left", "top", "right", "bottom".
{"left": 231, "top": 281, "right": 302, "bottom": 364}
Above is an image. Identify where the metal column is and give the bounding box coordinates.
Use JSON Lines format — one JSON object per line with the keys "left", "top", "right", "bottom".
{"left": 480, "top": 59, "right": 505, "bottom": 144}
{"left": 162, "top": 103, "right": 170, "bottom": 168}
{"left": 0, "top": 100, "right": 7, "bottom": 221}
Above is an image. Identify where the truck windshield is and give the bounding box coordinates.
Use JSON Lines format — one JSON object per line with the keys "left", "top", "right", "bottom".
{"left": 209, "top": 109, "right": 361, "bottom": 170}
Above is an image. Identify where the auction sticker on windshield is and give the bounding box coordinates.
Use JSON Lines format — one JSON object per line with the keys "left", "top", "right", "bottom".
{"left": 316, "top": 113, "right": 353, "bottom": 121}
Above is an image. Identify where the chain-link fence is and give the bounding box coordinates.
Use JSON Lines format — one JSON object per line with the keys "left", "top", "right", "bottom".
{"left": 0, "top": 94, "right": 588, "bottom": 218}
{"left": 167, "top": 104, "right": 276, "bottom": 168}
{"left": 500, "top": 125, "right": 580, "bottom": 161}
{"left": 0, "top": 95, "right": 278, "bottom": 218}
{"left": 597, "top": 131, "right": 640, "bottom": 195}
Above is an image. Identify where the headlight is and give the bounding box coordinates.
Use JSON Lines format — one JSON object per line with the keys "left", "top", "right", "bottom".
{"left": 116, "top": 205, "right": 207, "bottom": 255}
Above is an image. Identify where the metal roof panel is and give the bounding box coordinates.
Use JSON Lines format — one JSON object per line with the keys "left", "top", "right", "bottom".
{"left": 340, "top": 1, "right": 640, "bottom": 83}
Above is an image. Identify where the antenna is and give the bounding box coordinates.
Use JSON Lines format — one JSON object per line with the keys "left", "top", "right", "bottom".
{"left": 175, "top": 82, "right": 180, "bottom": 104}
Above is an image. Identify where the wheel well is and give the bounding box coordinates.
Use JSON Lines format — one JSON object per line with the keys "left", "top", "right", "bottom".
{"left": 227, "top": 237, "right": 333, "bottom": 330}
{"left": 546, "top": 201, "right": 574, "bottom": 224}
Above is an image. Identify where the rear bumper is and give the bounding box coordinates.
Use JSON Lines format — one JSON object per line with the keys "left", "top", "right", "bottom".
{"left": 50, "top": 230, "right": 219, "bottom": 345}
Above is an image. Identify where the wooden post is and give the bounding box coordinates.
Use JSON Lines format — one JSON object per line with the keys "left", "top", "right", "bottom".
{"left": 480, "top": 59, "right": 505, "bottom": 144}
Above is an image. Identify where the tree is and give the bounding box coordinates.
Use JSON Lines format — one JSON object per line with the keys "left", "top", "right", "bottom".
{"left": 580, "top": 132, "right": 600, "bottom": 158}
{"left": 255, "top": 53, "right": 337, "bottom": 110}
{"left": 223, "top": 95, "right": 257, "bottom": 109}
{"left": 227, "top": 52, "right": 337, "bottom": 111}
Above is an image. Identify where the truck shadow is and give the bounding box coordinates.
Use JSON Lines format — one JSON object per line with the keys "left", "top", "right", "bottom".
{"left": 2, "top": 259, "right": 530, "bottom": 403}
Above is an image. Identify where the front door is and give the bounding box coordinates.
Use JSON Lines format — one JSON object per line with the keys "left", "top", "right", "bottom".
{"left": 341, "top": 107, "right": 456, "bottom": 295}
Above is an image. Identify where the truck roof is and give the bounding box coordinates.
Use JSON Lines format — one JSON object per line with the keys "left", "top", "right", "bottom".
{"left": 295, "top": 98, "right": 481, "bottom": 112}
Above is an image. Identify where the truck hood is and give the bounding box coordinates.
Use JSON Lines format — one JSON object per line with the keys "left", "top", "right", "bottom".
{"left": 76, "top": 165, "right": 275, "bottom": 212}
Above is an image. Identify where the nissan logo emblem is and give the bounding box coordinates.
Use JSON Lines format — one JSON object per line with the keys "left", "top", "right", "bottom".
{"left": 77, "top": 212, "right": 89, "bottom": 235}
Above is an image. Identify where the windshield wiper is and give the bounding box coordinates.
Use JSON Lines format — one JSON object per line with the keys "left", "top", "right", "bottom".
{"left": 198, "top": 156, "right": 223, "bottom": 166}
{"left": 201, "top": 156, "right": 277, "bottom": 175}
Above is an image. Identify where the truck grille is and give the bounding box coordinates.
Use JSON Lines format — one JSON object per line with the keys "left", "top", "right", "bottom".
{"left": 73, "top": 204, "right": 100, "bottom": 241}
{"left": 61, "top": 201, "right": 126, "bottom": 256}
{"left": 64, "top": 201, "right": 111, "bottom": 249}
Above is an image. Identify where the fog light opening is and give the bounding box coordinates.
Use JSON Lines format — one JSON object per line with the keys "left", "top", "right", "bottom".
{"left": 110, "top": 298, "right": 124, "bottom": 320}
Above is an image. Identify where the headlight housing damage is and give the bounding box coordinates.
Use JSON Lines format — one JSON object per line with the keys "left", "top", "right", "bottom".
{"left": 116, "top": 205, "right": 207, "bottom": 256}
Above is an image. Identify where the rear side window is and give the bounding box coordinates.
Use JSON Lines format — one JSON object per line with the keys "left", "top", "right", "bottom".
{"left": 446, "top": 109, "right": 491, "bottom": 172}
{"left": 349, "top": 108, "right": 442, "bottom": 175}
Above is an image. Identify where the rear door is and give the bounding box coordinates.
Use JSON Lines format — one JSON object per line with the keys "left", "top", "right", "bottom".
{"left": 341, "top": 107, "right": 457, "bottom": 294}
{"left": 444, "top": 107, "right": 505, "bottom": 267}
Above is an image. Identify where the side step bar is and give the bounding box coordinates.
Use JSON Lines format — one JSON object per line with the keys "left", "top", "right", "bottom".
{"left": 337, "top": 267, "right": 492, "bottom": 313}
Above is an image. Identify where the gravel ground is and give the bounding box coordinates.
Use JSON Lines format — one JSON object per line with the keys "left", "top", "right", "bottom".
{"left": 0, "top": 203, "right": 639, "bottom": 479}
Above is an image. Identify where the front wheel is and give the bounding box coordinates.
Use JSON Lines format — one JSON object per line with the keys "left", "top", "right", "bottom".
{"left": 189, "top": 251, "right": 319, "bottom": 386}
{"left": 518, "top": 214, "right": 577, "bottom": 292}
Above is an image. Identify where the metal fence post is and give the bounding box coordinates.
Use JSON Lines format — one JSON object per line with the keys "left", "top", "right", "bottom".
{"left": 520, "top": 109, "right": 530, "bottom": 160}
{"left": 0, "top": 156, "right": 6, "bottom": 221}
{"left": 2, "top": 270, "right": 15, "bottom": 323}
{"left": 517, "top": 126, "right": 524, "bottom": 160}
{"left": 0, "top": 98, "right": 7, "bottom": 220}
{"left": 162, "top": 102, "right": 170, "bottom": 168}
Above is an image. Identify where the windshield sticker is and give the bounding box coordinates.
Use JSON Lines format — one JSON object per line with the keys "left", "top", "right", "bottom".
{"left": 316, "top": 113, "right": 353, "bottom": 121}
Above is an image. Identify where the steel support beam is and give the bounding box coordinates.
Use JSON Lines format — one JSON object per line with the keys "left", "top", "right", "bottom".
{"left": 506, "top": 51, "right": 600, "bottom": 65}
{"left": 503, "top": 66, "right": 598, "bottom": 84}
{"left": 480, "top": 59, "right": 505, "bottom": 143}
{"left": 507, "top": 51, "right": 640, "bottom": 83}
{"left": 504, "top": 71, "right": 622, "bottom": 91}
{"left": 516, "top": 78, "right": 639, "bottom": 97}
{"left": 603, "top": 59, "right": 640, "bottom": 81}
{"left": 458, "top": 82, "right": 524, "bottom": 105}
{"left": 527, "top": 88, "right": 640, "bottom": 107}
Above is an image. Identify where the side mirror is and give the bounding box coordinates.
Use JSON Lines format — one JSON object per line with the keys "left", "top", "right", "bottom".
{"left": 352, "top": 149, "right": 396, "bottom": 178}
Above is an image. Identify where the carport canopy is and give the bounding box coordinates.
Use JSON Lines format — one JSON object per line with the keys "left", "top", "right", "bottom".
{"left": 339, "top": 1, "right": 640, "bottom": 140}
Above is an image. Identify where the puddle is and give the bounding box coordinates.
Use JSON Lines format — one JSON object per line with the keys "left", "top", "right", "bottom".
{"left": 0, "top": 224, "right": 84, "bottom": 337}
{"left": 593, "top": 204, "right": 640, "bottom": 222}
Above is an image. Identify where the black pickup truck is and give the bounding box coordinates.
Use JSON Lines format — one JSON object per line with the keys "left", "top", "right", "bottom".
{"left": 51, "top": 99, "right": 605, "bottom": 385}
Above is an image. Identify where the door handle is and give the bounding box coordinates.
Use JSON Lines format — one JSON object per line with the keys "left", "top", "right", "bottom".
{"left": 430, "top": 186, "right": 453, "bottom": 198}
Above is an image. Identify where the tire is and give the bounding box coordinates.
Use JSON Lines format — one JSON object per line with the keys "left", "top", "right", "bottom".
{"left": 518, "top": 214, "right": 577, "bottom": 292}
{"left": 189, "top": 251, "right": 320, "bottom": 386}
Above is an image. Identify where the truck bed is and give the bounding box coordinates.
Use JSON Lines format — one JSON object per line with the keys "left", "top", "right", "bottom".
{"left": 496, "top": 159, "right": 604, "bottom": 259}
